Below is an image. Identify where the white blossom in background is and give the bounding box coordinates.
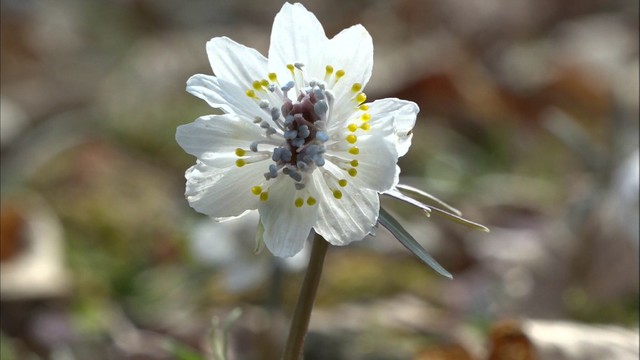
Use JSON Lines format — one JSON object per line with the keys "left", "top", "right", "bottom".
{"left": 177, "top": 2, "right": 417, "bottom": 257}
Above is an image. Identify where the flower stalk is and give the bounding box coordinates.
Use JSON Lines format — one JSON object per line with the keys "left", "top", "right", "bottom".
{"left": 282, "top": 233, "right": 328, "bottom": 360}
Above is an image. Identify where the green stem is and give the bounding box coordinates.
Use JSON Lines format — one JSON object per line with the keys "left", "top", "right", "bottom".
{"left": 282, "top": 232, "right": 329, "bottom": 360}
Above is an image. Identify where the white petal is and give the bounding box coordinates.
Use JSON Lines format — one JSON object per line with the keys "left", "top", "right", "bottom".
{"left": 186, "top": 74, "right": 265, "bottom": 120}
{"left": 311, "top": 167, "right": 380, "bottom": 246}
{"left": 268, "top": 3, "right": 328, "bottom": 80}
{"left": 367, "top": 98, "right": 419, "bottom": 157}
{"left": 185, "top": 161, "right": 264, "bottom": 219}
{"left": 324, "top": 25, "right": 373, "bottom": 102}
{"left": 340, "top": 134, "right": 399, "bottom": 192}
{"left": 176, "top": 114, "right": 271, "bottom": 168}
{"left": 259, "top": 177, "right": 318, "bottom": 257}
{"left": 206, "top": 37, "right": 268, "bottom": 89}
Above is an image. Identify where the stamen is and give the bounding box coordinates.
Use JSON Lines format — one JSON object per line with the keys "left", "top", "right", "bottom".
{"left": 351, "top": 83, "right": 362, "bottom": 92}
{"left": 251, "top": 186, "right": 262, "bottom": 195}
{"left": 270, "top": 107, "right": 281, "bottom": 121}
{"left": 346, "top": 134, "right": 357, "bottom": 144}
{"left": 355, "top": 92, "right": 367, "bottom": 104}
{"left": 280, "top": 148, "right": 292, "bottom": 162}
{"left": 348, "top": 168, "right": 358, "bottom": 177}
{"left": 268, "top": 164, "right": 278, "bottom": 178}
{"left": 298, "top": 125, "right": 310, "bottom": 139}
{"left": 235, "top": 148, "right": 246, "bottom": 156}
{"left": 284, "top": 130, "right": 298, "bottom": 140}
{"left": 291, "top": 138, "right": 305, "bottom": 148}
{"left": 314, "top": 100, "right": 328, "bottom": 117}
{"left": 338, "top": 179, "right": 348, "bottom": 187}
{"left": 288, "top": 169, "right": 302, "bottom": 182}
{"left": 307, "top": 196, "right": 317, "bottom": 206}
{"left": 294, "top": 197, "right": 304, "bottom": 208}
{"left": 348, "top": 147, "right": 359, "bottom": 155}
{"left": 316, "top": 131, "right": 329, "bottom": 142}
{"left": 260, "top": 192, "right": 269, "bottom": 201}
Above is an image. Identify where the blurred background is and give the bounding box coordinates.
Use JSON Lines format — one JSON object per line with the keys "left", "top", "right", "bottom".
{"left": 1, "top": 0, "right": 638, "bottom": 359}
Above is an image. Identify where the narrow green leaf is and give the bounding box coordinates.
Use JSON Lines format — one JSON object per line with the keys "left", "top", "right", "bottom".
{"left": 222, "top": 308, "right": 242, "bottom": 358}
{"left": 378, "top": 207, "right": 453, "bottom": 279}
{"left": 165, "top": 341, "right": 205, "bottom": 360}
{"left": 396, "top": 184, "right": 462, "bottom": 216}
{"left": 428, "top": 207, "right": 490, "bottom": 233}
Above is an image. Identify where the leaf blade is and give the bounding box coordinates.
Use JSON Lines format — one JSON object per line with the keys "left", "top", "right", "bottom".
{"left": 378, "top": 207, "right": 453, "bottom": 279}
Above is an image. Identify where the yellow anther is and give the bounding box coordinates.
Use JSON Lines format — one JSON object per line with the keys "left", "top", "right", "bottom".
{"left": 356, "top": 92, "right": 367, "bottom": 104}
{"left": 359, "top": 104, "right": 369, "bottom": 111}
{"left": 287, "top": 64, "right": 295, "bottom": 72}
{"left": 333, "top": 190, "right": 343, "bottom": 199}
{"left": 325, "top": 65, "right": 334, "bottom": 75}
{"left": 295, "top": 198, "right": 304, "bottom": 208}
{"left": 346, "top": 134, "right": 357, "bottom": 144}
{"left": 338, "top": 179, "right": 348, "bottom": 187}
{"left": 307, "top": 197, "right": 317, "bottom": 206}
{"left": 361, "top": 113, "right": 371, "bottom": 121}
{"left": 251, "top": 186, "right": 262, "bottom": 195}
{"left": 335, "top": 69, "right": 345, "bottom": 78}
{"left": 245, "top": 89, "right": 256, "bottom": 98}
{"left": 235, "top": 159, "right": 246, "bottom": 167}
{"left": 260, "top": 79, "right": 269, "bottom": 87}
{"left": 350, "top": 160, "right": 359, "bottom": 167}
{"left": 347, "top": 123, "right": 358, "bottom": 132}
{"left": 268, "top": 73, "right": 278, "bottom": 82}
{"left": 252, "top": 81, "right": 262, "bottom": 90}
{"left": 348, "top": 147, "right": 360, "bottom": 155}
{"left": 360, "top": 123, "right": 370, "bottom": 131}
{"left": 351, "top": 83, "right": 362, "bottom": 92}
{"left": 348, "top": 168, "right": 358, "bottom": 177}
{"left": 235, "top": 148, "right": 246, "bottom": 157}
{"left": 260, "top": 192, "right": 269, "bottom": 201}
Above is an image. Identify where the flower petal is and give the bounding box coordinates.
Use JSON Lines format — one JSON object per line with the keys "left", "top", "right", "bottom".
{"left": 311, "top": 166, "right": 380, "bottom": 246}
{"left": 176, "top": 114, "right": 272, "bottom": 168}
{"left": 268, "top": 3, "right": 328, "bottom": 80}
{"left": 348, "top": 134, "right": 399, "bottom": 192}
{"left": 324, "top": 24, "right": 373, "bottom": 101}
{"left": 327, "top": 133, "right": 399, "bottom": 192}
{"left": 367, "top": 98, "right": 418, "bottom": 157}
{"left": 206, "top": 37, "right": 269, "bottom": 89}
{"left": 259, "top": 177, "right": 318, "bottom": 257}
{"left": 186, "top": 74, "right": 265, "bottom": 120}
{"left": 185, "top": 161, "right": 264, "bottom": 219}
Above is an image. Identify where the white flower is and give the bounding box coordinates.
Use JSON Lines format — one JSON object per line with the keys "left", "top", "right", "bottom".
{"left": 176, "top": 3, "right": 418, "bottom": 257}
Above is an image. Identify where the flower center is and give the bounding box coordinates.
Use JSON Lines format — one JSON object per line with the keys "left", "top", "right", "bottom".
{"left": 236, "top": 63, "right": 368, "bottom": 206}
